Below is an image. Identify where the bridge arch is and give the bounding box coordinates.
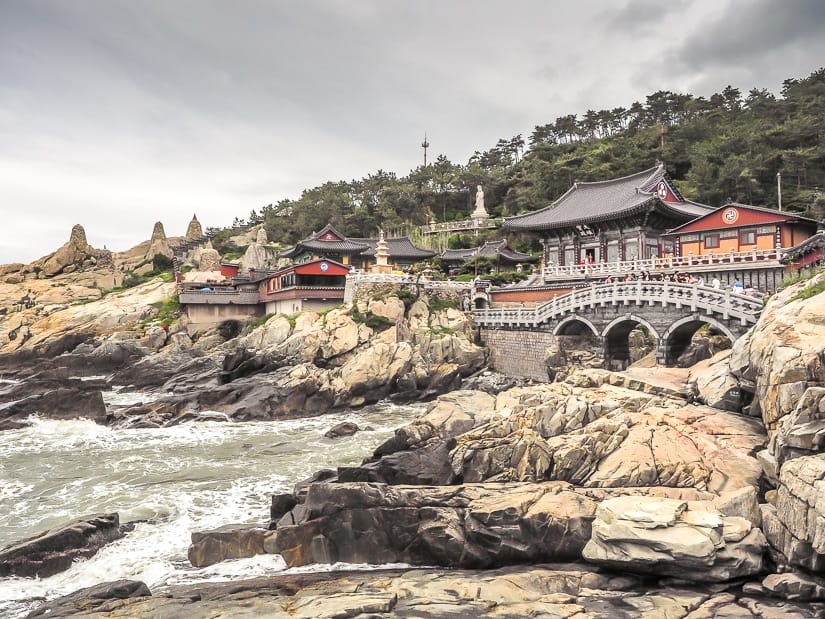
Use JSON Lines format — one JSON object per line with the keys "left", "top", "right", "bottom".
{"left": 601, "top": 314, "right": 660, "bottom": 370}
{"left": 553, "top": 315, "right": 600, "bottom": 337}
{"left": 659, "top": 314, "right": 735, "bottom": 366}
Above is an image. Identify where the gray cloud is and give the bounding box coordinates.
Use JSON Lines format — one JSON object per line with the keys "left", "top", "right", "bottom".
{"left": 0, "top": 0, "right": 822, "bottom": 264}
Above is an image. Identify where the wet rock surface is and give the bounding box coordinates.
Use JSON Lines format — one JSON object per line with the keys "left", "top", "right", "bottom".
{"left": 0, "top": 514, "right": 126, "bottom": 579}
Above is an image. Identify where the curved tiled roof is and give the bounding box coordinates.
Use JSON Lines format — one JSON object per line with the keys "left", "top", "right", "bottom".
{"left": 352, "top": 237, "right": 436, "bottom": 259}
{"left": 441, "top": 247, "right": 478, "bottom": 261}
{"left": 280, "top": 223, "right": 370, "bottom": 257}
{"left": 781, "top": 230, "right": 825, "bottom": 263}
{"left": 441, "top": 240, "right": 535, "bottom": 263}
{"left": 504, "top": 164, "right": 713, "bottom": 231}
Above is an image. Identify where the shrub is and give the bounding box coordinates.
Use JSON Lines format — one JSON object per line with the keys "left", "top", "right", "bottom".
{"left": 395, "top": 289, "right": 418, "bottom": 310}
{"left": 426, "top": 297, "right": 459, "bottom": 312}
{"left": 152, "top": 253, "right": 174, "bottom": 272}
{"left": 121, "top": 272, "right": 143, "bottom": 288}
{"left": 789, "top": 275, "right": 825, "bottom": 303}
{"left": 148, "top": 296, "right": 180, "bottom": 326}
{"left": 349, "top": 306, "right": 392, "bottom": 331}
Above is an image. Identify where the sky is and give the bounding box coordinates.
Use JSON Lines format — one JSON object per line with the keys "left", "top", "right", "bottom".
{"left": 1, "top": 0, "right": 824, "bottom": 265}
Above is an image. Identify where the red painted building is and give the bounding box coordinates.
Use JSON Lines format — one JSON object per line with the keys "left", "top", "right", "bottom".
{"left": 666, "top": 203, "right": 820, "bottom": 258}
{"left": 258, "top": 259, "right": 350, "bottom": 314}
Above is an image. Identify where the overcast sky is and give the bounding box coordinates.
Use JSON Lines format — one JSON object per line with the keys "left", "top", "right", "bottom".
{"left": 1, "top": 0, "right": 824, "bottom": 264}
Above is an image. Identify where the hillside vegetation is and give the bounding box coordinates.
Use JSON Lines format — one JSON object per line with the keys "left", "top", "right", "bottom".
{"left": 221, "top": 69, "right": 824, "bottom": 253}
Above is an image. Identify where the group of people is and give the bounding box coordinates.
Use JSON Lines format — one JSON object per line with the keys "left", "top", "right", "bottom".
{"left": 597, "top": 272, "right": 764, "bottom": 298}
{"left": 602, "top": 271, "right": 702, "bottom": 285}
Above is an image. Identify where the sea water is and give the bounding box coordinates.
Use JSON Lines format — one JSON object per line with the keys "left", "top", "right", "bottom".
{"left": 0, "top": 398, "right": 422, "bottom": 617}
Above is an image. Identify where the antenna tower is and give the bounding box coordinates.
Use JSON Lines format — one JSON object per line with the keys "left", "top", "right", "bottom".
{"left": 421, "top": 133, "right": 430, "bottom": 167}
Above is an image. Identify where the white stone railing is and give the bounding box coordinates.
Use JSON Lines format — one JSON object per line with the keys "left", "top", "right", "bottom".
{"left": 346, "top": 272, "right": 470, "bottom": 289}
{"left": 474, "top": 281, "right": 764, "bottom": 328}
{"left": 543, "top": 248, "right": 783, "bottom": 281}
{"left": 178, "top": 289, "right": 261, "bottom": 305}
{"left": 419, "top": 218, "right": 502, "bottom": 235}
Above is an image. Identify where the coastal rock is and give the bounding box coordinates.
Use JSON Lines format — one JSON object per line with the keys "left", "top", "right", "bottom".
{"left": 188, "top": 525, "right": 270, "bottom": 568}
{"left": 688, "top": 350, "right": 744, "bottom": 412}
{"left": 731, "top": 272, "right": 825, "bottom": 439}
{"left": 1, "top": 278, "right": 176, "bottom": 355}
{"left": 757, "top": 571, "right": 825, "bottom": 602}
{"left": 344, "top": 377, "right": 763, "bottom": 493}
{"left": 368, "top": 296, "right": 405, "bottom": 323}
{"left": 762, "top": 454, "right": 825, "bottom": 571}
{"left": 0, "top": 387, "right": 106, "bottom": 430}
{"left": 772, "top": 387, "right": 825, "bottom": 467}
{"left": 339, "top": 341, "right": 414, "bottom": 399}
{"left": 582, "top": 496, "right": 766, "bottom": 582}
{"left": 267, "top": 481, "right": 597, "bottom": 568}
{"left": 0, "top": 513, "right": 125, "bottom": 578}
{"left": 39, "top": 224, "right": 113, "bottom": 278}
{"left": 29, "top": 564, "right": 825, "bottom": 619}
{"left": 25, "top": 580, "right": 151, "bottom": 618}
{"left": 324, "top": 421, "right": 359, "bottom": 438}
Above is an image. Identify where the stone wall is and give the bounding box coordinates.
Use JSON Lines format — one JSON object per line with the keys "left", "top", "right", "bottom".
{"left": 479, "top": 327, "right": 556, "bottom": 381}
{"left": 184, "top": 304, "right": 263, "bottom": 335}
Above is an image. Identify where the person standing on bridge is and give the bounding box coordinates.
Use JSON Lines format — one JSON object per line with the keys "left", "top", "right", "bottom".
{"left": 733, "top": 277, "right": 744, "bottom": 294}
{"left": 712, "top": 277, "right": 721, "bottom": 289}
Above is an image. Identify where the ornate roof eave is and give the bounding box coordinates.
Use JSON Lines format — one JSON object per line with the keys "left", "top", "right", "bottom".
{"left": 505, "top": 198, "right": 657, "bottom": 232}
{"left": 781, "top": 230, "right": 825, "bottom": 263}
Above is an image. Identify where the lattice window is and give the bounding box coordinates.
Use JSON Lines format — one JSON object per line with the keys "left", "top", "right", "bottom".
{"left": 739, "top": 229, "right": 757, "bottom": 245}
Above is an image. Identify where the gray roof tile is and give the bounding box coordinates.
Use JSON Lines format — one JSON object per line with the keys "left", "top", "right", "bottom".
{"left": 504, "top": 164, "right": 713, "bottom": 231}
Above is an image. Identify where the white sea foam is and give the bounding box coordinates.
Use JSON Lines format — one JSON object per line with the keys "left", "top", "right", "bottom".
{"left": 0, "top": 401, "right": 423, "bottom": 619}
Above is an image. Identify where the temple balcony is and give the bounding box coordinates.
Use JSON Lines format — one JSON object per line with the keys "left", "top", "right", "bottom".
{"left": 543, "top": 248, "right": 784, "bottom": 282}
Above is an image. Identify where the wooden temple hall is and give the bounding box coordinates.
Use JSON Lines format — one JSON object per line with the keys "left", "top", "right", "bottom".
{"left": 503, "top": 163, "right": 822, "bottom": 294}
{"left": 279, "top": 224, "right": 435, "bottom": 271}
{"left": 505, "top": 163, "right": 712, "bottom": 267}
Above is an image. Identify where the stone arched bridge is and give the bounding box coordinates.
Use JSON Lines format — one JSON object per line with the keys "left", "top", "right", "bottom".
{"left": 473, "top": 281, "right": 764, "bottom": 374}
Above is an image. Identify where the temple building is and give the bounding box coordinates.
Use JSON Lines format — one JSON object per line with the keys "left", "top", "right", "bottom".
{"left": 259, "top": 259, "right": 349, "bottom": 315}
{"left": 504, "top": 163, "right": 713, "bottom": 266}
{"left": 665, "top": 203, "right": 820, "bottom": 258}
{"left": 280, "top": 223, "right": 434, "bottom": 271}
{"left": 440, "top": 240, "right": 535, "bottom": 273}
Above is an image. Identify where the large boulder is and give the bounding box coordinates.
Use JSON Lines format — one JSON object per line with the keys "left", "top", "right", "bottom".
{"left": 0, "top": 387, "right": 106, "bottom": 430}
{"left": 188, "top": 524, "right": 270, "bottom": 568}
{"left": 688, "top": 350, "right": 745, "bottom": 413}
{"left": 732, "top": 273, "right": 825, "bottom": 440}
{"left": 583, "top": 496, "right": 766, "bottom": 582}
{"left": 266, "top": 481, "right": 597, "bottom": 568}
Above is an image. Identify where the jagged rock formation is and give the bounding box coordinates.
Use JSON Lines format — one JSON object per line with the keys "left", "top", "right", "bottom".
{"left": 37, "top": 224, "right": 113, "bottom": 278}
{"left": 684, "top": 271, "right": 825, "bottom": 573}
{"left": 185, "top": 213, "right": 203, "bottom": 239}
{"left": 107, "top": 296, "right": 486, "bottom": 427}
{"left": 0, "top": 278, "right": 177, "bottom": 354}
{"left": 151, "top": 221, "right": 166, "bottom": 241}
